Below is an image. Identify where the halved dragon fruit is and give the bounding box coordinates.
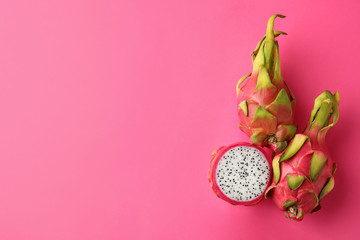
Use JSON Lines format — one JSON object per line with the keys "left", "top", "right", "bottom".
{"left": 208, "top": 143, "right": 272, "bottom": 205}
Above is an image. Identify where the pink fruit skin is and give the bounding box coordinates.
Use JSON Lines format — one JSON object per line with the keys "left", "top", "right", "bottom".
{"left": 268, "top": 138, "right": 333, "bottom": 220}
{"left": 208, "top": 142, "right": 273, "bottom": 206}
{"left": 237, "top": 74, "right": 295, "bottom": 137}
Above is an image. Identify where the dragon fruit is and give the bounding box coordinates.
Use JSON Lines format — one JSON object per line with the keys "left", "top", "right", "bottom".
{"left": 237, "top": 14, "right": 296, "bottom": 152}
{"left": 208, "top": 142, "right": 272, "bottom": 205}
{"left": 265, "top": 90, "right": 339, "bottom": 221}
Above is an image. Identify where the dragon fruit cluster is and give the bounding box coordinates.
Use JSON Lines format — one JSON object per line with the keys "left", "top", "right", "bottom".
{"left": 208, "top": 14, "right": 340, "bottom": 221}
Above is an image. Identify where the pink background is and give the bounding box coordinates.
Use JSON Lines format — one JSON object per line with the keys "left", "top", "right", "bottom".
{"left": 0, "top": 0, "right": 359, "bottom": 239}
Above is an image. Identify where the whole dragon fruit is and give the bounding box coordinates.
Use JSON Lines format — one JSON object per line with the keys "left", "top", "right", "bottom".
{"left": 237, "top": 14, "right": 296, "bottom": 152}
{"left": 265, "top": 90, "right": 339, "bottom": 221}
{"left": 208, "top": 142, "right": 272, "bottom": 205}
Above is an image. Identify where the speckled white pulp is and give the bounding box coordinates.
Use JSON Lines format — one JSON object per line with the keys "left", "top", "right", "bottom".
{"left": 215, "top": 146, "right": 270, "bottom": 202}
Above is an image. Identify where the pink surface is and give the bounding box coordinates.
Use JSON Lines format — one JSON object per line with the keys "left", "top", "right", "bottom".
{"left": 0, "top": 0, "right": 359, "bottom": 239}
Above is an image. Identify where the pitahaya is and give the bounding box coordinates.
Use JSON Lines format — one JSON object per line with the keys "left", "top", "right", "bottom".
{"left": 265, "top": 90, "right": 339, "bottom": 221}
{"left": 237, "top": 14, "right": 296, "bottom": 152}
{"left": 208, "top": 142, "right": 272, "bottom": 205}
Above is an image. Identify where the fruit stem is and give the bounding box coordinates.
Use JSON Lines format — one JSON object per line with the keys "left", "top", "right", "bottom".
{"left": 304, "top": 91, "right": 339, "bottom": 148}
{"left": 266, "top": 14, "right": 285, "bottom": 40}
{"left": 264, "top": 14, "right": 285, "bottom": 73}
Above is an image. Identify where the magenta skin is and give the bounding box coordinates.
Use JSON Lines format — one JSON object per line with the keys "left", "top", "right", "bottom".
{"left": 208, "top": 142, "right": 273, "bottom": 206}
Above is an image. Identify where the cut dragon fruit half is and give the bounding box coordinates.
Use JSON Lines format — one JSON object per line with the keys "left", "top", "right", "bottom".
{"left": 208, "top": 142, "right": 272, "bottom": 205}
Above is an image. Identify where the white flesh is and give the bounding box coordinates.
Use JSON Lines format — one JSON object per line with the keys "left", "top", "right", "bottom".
{"left": 216, "top": 146, "right": 270, "bottom": 202}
